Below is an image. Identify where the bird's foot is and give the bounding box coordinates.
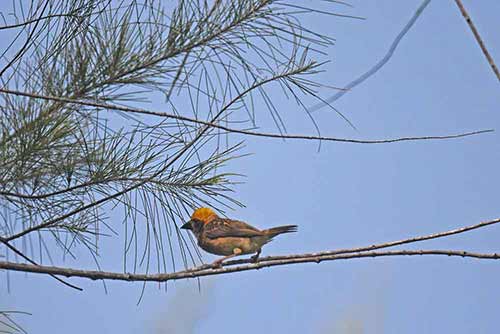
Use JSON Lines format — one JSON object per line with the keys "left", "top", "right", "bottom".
{"left": 211, "top": 259, "right": 224, "bottom": 268}
{"left": 250, "top": 250, "right": 261, "bottom": 263}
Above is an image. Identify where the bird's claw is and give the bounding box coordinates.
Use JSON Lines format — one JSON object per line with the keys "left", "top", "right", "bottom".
{"left": 250, "top": 254, "right": 259, "bottom": 263}
{"left": 211, "top": 260, "right": 223, "bottom": 268}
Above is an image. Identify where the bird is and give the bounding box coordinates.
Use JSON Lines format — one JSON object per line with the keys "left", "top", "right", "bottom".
{"left": 181, "top": 207, "right": 297, "bottom": 266}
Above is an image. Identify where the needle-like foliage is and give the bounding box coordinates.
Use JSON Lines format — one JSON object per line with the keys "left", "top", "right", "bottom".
{"left": 0, "top": 310, "right": 29, "bottom": 334}
{"left": 0, "top": 0, "right": 348, "bottom": 274}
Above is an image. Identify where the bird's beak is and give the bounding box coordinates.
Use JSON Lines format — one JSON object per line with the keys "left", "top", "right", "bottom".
{"left": 181, "top": 220, "right": 193, "bottom": 230}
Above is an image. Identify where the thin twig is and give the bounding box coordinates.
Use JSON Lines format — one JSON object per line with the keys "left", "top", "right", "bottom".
{"left": 0, "top": 237, "right": 82, "bottom": 291}
{"left": 454, "top": 0, "right": 500, "bottom": 81}
{"left": 221, "top": 217, "right": 500, "bottom": 265}
{"left": 0, "top": 1, "right": 51, "bottom": 77}
{"left": 0, "top": 12, "right": 80, "bottom": 31}
{"left": 310, "top": 0, "right": 432, "bottom": 111}
{"left": 0, "top": 88, "right": 492, "bottom": 145}
{"left": 0, "top": 176, "right": 213, "bottom": 200}
{"left": 0, "top": 309, "right": 29, "bottom": 334}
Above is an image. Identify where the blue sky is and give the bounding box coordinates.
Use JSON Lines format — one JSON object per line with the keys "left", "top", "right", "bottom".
{"left": 2, "top": 1, "right": 500, "bottom": 333}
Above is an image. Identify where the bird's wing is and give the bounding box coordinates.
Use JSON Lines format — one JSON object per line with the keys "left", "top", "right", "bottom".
{"left": 204, "top": 218, "right": 264, "bottom": 239}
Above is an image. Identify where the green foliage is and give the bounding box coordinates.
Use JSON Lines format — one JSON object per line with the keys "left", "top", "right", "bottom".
{"left": 0, "top": 0, "right": 338, "bottom": 272}
{"left": 0, "top": 310, "right": 29, "bottom": 334}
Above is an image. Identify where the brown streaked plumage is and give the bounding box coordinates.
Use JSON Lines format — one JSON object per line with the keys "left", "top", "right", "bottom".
{"left": 181, "top": 207, "right": 297, "bottom": 266}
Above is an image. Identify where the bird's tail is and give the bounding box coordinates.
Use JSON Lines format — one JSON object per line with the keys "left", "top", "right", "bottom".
{"left": 264, "top": 225, "right": 297, "bottom": 237}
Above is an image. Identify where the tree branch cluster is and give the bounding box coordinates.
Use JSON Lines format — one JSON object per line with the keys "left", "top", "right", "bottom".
{"left": 0, "top": 0, "right": 497, "bottom": 295}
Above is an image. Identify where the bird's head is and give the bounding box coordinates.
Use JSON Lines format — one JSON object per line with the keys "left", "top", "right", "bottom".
{"left": 181, "top": 207, "right": 218, "bottom": 233}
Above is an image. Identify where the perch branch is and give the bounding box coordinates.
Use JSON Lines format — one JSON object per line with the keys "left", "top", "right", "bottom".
{"left": 1, "top": 218, "right": 498, "bottom": 284}
{"left": 0, "top": 249, "right": 499, "bottom": 283}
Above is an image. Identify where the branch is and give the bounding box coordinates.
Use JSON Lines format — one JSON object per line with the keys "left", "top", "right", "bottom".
{"left": 1, "top": 218, "right": 498, "bottom": 283}
{"left": 0, "top": 1, "right": 51, "bottom": 77}
{"left": 454, "top": 0, "right": 500, "bottom": 81}
{"left": 0, "top": 12, "right": 80, "bottom": 31}
{"left": 0, "top": 237, "right": 82, "bottom": 291}
{"left": 3, "top": 66, "right": 312, "bottom": 242}
{"left": 222, "top": 217, "right": 500, "bottom": 265}
{"left": 0, "top": 88, "right": 492, "bottom": 145}
{"left": 0, "top": 176, "right": 209, "bottom": 200}
{"left": 1, "top": 249, "right": 498, "bottom": 283}
{"left": 310, "top": 0, "right": 432, "bottom": 111}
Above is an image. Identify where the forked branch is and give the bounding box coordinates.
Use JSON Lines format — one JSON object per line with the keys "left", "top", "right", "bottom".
{"left": 1, "top": 217, "right": 498, "bottom": 284}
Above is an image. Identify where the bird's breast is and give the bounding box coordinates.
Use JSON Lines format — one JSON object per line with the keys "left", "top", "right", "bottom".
{"left": 199, "top": 236, "right": 264, "bottom": 256}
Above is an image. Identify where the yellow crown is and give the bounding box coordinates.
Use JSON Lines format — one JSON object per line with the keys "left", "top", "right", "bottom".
{"left": 191, "top": 207, "right": 218, "bottom": 223}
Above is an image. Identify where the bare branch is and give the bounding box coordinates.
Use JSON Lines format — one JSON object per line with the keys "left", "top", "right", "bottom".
{"left": 454, "top": 0, "right": 500, "bottom": 81}
{"left": 0, "top": 88, "right": 492, "bottom": 145}
{"left": 2, "top": 217, "right": 498, "bottom": 283}
{"left": 1, "top": 249, "right": 499, "bottom": 283}
{"left": 310, "top": 0, "right": 432, "bottom": 111}
{"left": 227, "top": 218, "right": 500, "bottom": 265}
